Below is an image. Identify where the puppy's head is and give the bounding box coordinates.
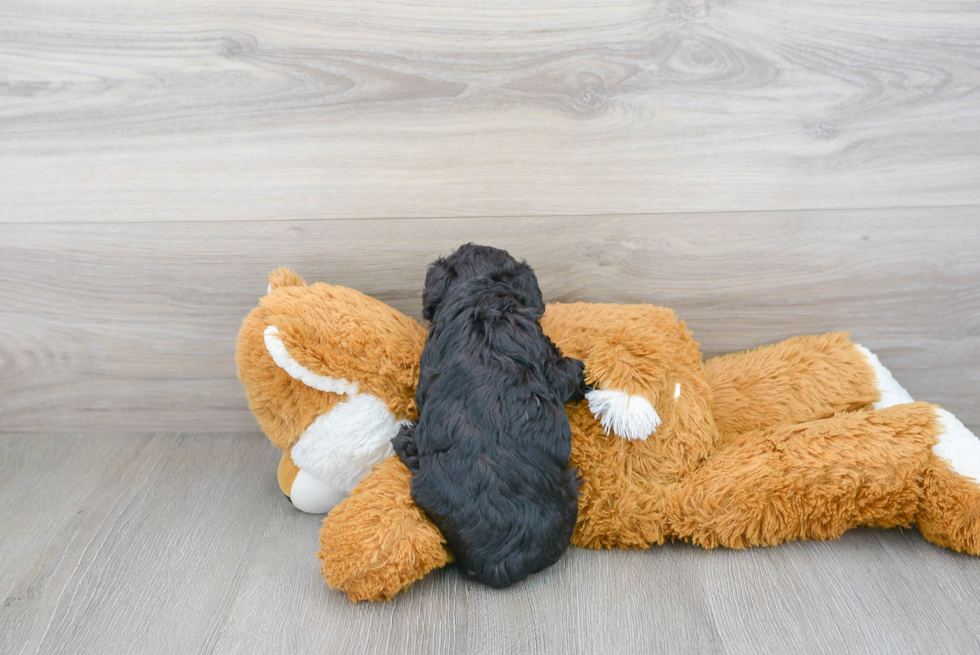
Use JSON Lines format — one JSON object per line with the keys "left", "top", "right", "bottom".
{"left": 422, "top": 244, "right": 543, "bottom": 320}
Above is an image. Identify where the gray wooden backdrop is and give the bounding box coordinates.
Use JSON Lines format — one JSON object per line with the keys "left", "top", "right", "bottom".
{"left": 1, "top": 0, "right": 979, "bottom": 432}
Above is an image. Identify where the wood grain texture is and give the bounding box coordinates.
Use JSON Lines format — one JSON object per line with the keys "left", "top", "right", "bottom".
{"left": 1, "top": 210, "right": 978, "bottom": 431}
{"left": 2, "top": 0, "right": 979, "bottom": 222}
{"left": 3, "top": 432, "right": 980, "bottom": 655}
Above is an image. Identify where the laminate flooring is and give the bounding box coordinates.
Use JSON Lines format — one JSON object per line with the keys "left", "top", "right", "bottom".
{"left": 4, "top": 432, "right": 980, "bottom": 655}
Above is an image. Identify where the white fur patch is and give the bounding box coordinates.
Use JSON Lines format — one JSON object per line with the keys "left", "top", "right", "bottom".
{"left": 264, "top": 325, "right": 359, "bottom": 396}
{"left": 289, "top": 468, "right": 348, "bottom": 514}
{"left": 855, "top": 345, "right": 915, "bottom": 409}
{"left": 674, "top": 383, "right": 681, "bottom": 399}
{"left": 586, "top": 389, "right": 661, "bottom": 441}
{"left": 933, "top": 409, "right": 980, "bottom": 485}
{"left": 289, "top": 392, "right": 406, "bottom": 492}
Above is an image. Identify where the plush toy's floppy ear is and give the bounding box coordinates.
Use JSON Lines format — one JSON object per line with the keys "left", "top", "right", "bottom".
{"left": 261, "top": 283, "right": 425, "bottom": 420}
{"left": 237, "top": 288, "right": 342, "bottom": 452}
{"left": 263, "top": 324, "right": 358, "bottom": 396}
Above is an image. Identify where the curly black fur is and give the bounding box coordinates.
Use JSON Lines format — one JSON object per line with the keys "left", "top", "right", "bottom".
{"left": 392, "top": 244, "right": 585, "bottom": 588}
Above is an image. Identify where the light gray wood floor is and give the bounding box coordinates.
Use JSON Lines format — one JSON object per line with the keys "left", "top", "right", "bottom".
{"left": 4, "top": 431, "right": 980, "bottom": 655}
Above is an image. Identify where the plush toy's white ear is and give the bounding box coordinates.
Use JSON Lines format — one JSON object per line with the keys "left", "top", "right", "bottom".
{"left": 586, "top": 389, "right": 661, "bottom": 441}
{"left": 263, "top": 325, "right": 359, "bottom": 395}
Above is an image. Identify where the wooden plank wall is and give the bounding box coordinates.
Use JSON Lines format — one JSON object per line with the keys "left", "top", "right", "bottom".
{"left": 1, "top": 0, "right": 978, "bottom": 431}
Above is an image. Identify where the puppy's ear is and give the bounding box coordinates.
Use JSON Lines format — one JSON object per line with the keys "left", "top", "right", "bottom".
{"left": 510, "top": 262, "right": 545, "bottom": 315}
{"left": 422, "top": 257, "right": 453, "bottom": 321}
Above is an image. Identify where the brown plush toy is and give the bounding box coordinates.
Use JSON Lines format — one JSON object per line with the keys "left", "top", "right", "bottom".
{"left": 236, "top": 269, "right": 980, "bottom": 603}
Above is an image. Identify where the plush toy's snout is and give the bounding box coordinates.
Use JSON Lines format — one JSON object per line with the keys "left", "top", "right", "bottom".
{"left": 277, "top": 449, "right": 348, "bottom": 513}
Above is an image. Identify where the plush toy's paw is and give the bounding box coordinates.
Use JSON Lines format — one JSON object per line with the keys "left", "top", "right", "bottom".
{"left": 918, "top": 408, "right": 980, "bottom": 555}
{"left": 931, "top": 408, "right": 980, "bottom": 484}
{"left": 855, "top": 345, "right": 915, "bottom": 409}
{"left": 319, "top": 456, "right": 452, "bottom": 602}
{"left": 585, "top": 388, "right": 661, "bottom": 440}
{"left": 855, "top": 346, "right": 980, "bottom": 555}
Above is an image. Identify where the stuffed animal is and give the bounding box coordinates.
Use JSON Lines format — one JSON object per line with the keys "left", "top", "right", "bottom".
{"left": 236, "top": 269, "right": 980, "bottom": 602}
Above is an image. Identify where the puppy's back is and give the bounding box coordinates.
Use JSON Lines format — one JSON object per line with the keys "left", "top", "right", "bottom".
{"left": 395, "top": 243, "right": 583, "bottom": 588}
{"left": 398, "top": 363, "right": 580, "bottom": 588}
{"left": 396, "top": 301, "right": 582, "bottom": 588}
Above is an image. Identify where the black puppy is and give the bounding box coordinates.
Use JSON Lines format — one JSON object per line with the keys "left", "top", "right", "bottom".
{"left": 392, "top": 244, "right": 586, "bottom": 588}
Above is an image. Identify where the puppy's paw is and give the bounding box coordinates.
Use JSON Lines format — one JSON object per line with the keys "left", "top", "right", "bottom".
{"left": 391, "top": 422, "right": 420, "bottom": 472}
{"left": 586, "top": 389, "right": 660, "bottom": 441}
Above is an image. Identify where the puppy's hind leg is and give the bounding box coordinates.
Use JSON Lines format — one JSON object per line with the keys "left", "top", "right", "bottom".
{"left": 391, "top": 422, "right": 420, "bottom": 473}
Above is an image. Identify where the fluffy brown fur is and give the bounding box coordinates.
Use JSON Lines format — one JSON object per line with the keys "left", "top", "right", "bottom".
{"left": 917, "top": 457, "right": 980, "bottom": 555}
{"left": 705, "top": 332, "right": 881, "bottom": 439}
{"left": 236, "top": 270, "right": 425, "bottom": 451}
{"left": 235, "top": 271, "right": 979, "bottom": 602}
{"left": 317, "top": 457, "right": 453, "bottom": 602}
{"left": 670, "top": 403, "right": 941, "bottom": 548}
